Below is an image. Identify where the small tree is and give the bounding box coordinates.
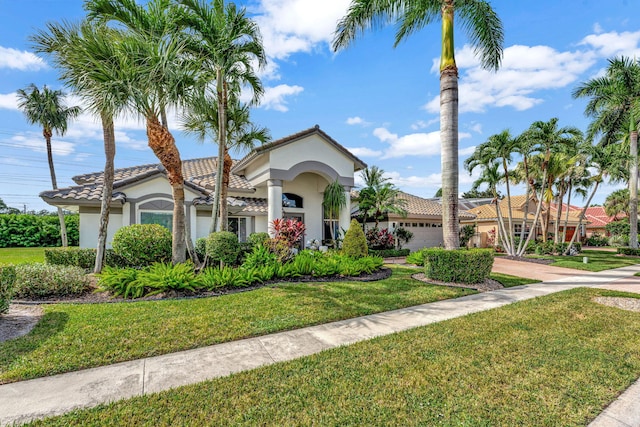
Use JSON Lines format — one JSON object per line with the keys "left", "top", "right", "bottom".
{"left": 206, "top": 231, "right": 240, "bottom": 267}
{"left": 393, "top": 226, "right": 413, "bottom": 250}
{"left": 342, "top": 219, "right": 368, "bottom": 258}
{"left": 323, "top": 179, "right": 347, "bottom": 242}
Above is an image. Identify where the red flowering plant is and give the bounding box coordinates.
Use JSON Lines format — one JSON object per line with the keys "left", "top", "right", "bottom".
{"left": 365, "top": 227, "right": 395, "bottom": 250}
{"left": 267, "top": 218, "right": 306, "bottom": 262}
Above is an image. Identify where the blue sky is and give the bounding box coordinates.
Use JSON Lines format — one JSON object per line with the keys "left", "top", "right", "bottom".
{"left": 0, "top": 0, "right": 639, "bottom": 212}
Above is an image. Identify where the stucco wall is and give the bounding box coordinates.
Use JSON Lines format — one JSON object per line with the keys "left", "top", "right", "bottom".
{"left": 79, "top": 212, "right": 123, "bottom": 248}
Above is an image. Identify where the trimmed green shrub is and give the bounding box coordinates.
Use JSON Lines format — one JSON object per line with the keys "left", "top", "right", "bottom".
{"left": 617, "top": 247, "right": 640, "bottom": 256}
{"left": 584, "top": 232, "right": 609, "bottom": 247}
{"left": 206, "top": 231, "right": 240, "bottom": 266}
{"left": 406, "top": 248, "right": 428, "bottom": 266}
{"left": 368, "top": 248, "right": 410, "bottom": 258}
{"left": 0, "top": 265, "right": 16, "bottom": 314}
{"left": 424, "top": 249, "right": 494, "bottom": 284}
{"left": 248, "top": 232, "right": 270, "bottom": 247}
{"left": 112, "top": 224, "right": 172, "bottom": 267}
{"left": 342, "top": 219, "right": 368, "bottom": 258}
{"left": 195, "top": 237, "right": 207, "bottom": 261}
{"left": 45, "top": 247, "right": 130, "bottom": 269}
{"left": 14, "top": 263, "right": 90, "bottom": 299}
{"left": 0, "top": 213, "right": 79, "bottom": 247}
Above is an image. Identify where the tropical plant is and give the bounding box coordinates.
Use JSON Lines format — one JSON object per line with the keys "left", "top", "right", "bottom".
{"left": 366, "top": 228, "right": 395, "bottom": 250}
{"left": 206, "top": 231, "right": 240, "bottom": 267}
{"left": 356, "top": 166, "right": 407, "bottom": 228}
{"left": 86, "top": 0, "right": 197, "bottom": 264}
{"left": 16, "top": 84, "right": 81, "bottom": 248}
{"left": 31, "top": 20, "right": 131, "bottom": 273}
{"left": 112, "top": 224, "right": 172, "bottom": 267}
{"left": 269, "top": 218, "right": 306, "bottom": 249}
{"left": 604, "top": 189, "right": 630, "bottom": 219}
{"left": 342, "top": 218, "right": 368, "bottom": 258}
{"left": 393, "top": 226, "right": 413, "bottom": 250}
{"left": 323, "top": 179, "right": 347, "bottom": 241}
{"left": 0, "top": 266, "right": 16, "bottom": 315}
{"left": 574, "top": 56, "right": 640, "bottom": 248}
{"left": 333, "top": 0, "right": 503, "bottom": 249}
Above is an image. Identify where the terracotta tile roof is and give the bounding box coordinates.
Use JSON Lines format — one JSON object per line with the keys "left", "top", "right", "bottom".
{"left": 42, "top": 157, "right": 254, "bottom": 204}
{"left": 386, "top": 192, "right": 475, "bottom": 219}
{"left": 192, "top": 196, "right": 267, "bottom": 214}
{"left": 466, "top": 195, "right": 584, "bottom": 223}
{"left": 232, "top": 125, "right": 367, "bottom": 173}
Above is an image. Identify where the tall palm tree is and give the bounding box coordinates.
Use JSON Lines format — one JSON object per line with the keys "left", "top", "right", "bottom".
{"left": 31, "top": 20, "right": 131, "bottom": 273}
{"left": 573, "top": 56, "right": 640, "bottom": 248}
{"left": 86, "top": 0, "right": 196, "bottom": 264}
{"left": 604, "top": 188, "right": 630, "bottom": 220}
{"left": 333, "top": 0, "right": 503, "bottom": 249}
{"left": 176, "top": 0, "right": 265, "bottom": 233}
{"left": 512, "top": 130, "right": 541, "bottom": 253}
{"left": 357, "top": 166, "right": 407, "bottom": 229}
{"left": 182, "top": 93, "right": 270, "bottom": 232}
{"left": 16, "top": 84, "right": 81, "bottom": 248}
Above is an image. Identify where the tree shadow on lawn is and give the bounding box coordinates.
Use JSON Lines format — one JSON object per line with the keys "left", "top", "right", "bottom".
{"left": 0, "top": 311, "right": 68, "bottom": 378}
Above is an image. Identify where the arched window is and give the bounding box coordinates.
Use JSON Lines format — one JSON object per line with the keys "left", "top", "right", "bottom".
{"left": 283, "top": 193, "right": 303, "bottom": 208}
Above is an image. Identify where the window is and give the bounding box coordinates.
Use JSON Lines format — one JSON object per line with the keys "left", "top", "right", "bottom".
{"left": 141, "top": 212, "right": 173, "bottom": 231}
{"left": 283, "top": 193, "right": 303, "bottom": 208}
{"left": 228, "top": 217, "right": 247, "bottom": 242}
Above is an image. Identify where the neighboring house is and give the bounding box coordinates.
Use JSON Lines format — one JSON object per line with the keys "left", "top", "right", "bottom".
{"left": 40, "top": 125, "right": 366, "bottom": 249}
{"left": 550, "top": 203, "right": 619, "bottom": 238}
{"left": 357, "top": 192, "right": 477, "bottom": 252}
{"left": 463, "top": 195, "right": 585, "bottom": 247}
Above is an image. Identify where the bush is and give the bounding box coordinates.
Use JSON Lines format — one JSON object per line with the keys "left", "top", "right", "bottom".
{"left": 584, "top": 232, "right": 609, "bottom": 247}
{"left": 424, "top": 249, "right": 494, "bottom": 284}
{"left": 248, "top": 232, "right": 269, "bottom": 247}
{"left": 406, "top": 248, "right": 428, "bottom": 266}
{"left": 342, "top": 219, "right": 368, "bottom": 258}
{"left": 206, "top": 231, "right": 240, "bottom": 266}
{"left": 242, "top": 244, "right": 277, "bottom": 269}
{"left": 14, "top": 263, "right": 90, "bottom": 299}
{"left": 0, "top": 265, "right": 16, "bottom": 314}
{"left": 609, "top": 235, "right": 628, "bottom": 247}
{"left": 0, "top": 213, "right": 79, "bottom": 247}
{"left": 45, "top": 247, "right": 133, "bottom": 269}
{"left": 269, "top": 218, "right": 306, "bottom": 249}
{"left": 133, "top": 262, "right": 199, "bottom": 295}
{"left": 393, "top": 227, "right": 413, "bottom": 250}
{"left": 368, "top": 248, "right": 410, "bottom": 258}
{"left": 617, "top": 247, "right": 640, "bottom": 256}
{"left": 365, "top": 228, "right": 394, "bottom": 250}
{"left": 112, "top": 224, "right": 172, "bottom": 267}
{"left": 97, "top": 266, "right": 140, "bottom": 299}
{"left": 195, "top": 237, "right": 207, "bottom": 261}
{"left": 459, "top": 224, "right": 475, "bottom": 248}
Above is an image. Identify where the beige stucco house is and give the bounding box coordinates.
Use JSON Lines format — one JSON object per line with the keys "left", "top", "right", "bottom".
{"left": 40, "top": 126, "right": 366, "bottom": 249}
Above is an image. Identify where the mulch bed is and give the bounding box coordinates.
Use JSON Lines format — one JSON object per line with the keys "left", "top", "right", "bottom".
{"left": 500, "top": 255, "right": 555, "bottom": 265}
{"left": 411, "top": 273, "right": 504, "bottom": 292}
{"left": 12, "top": 268, "right": 393, "bottom": 305}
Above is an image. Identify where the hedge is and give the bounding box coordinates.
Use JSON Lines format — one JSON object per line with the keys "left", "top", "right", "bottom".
{"left": 0, "top": 214, "right": 79, "bottom": 247}
{"left": 368, "top": 248, "right": 410, "bottom": 258}
{"left": 0, "top": 265, "right": 16, "bottom": 314}
{"left": 45, "top": 247, "right": 129, "bottom": 269}
{"left": 617, "top": 247, "right": 640, "bottom": 256}
{"left": 424, "top": 248, "right": 494, "bottom": 284}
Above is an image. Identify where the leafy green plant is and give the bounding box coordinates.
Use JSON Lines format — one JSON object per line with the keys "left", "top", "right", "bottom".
{"left": 406, "top": 248, "right": 428, "bottom": 266}
{"left": 0, "top": 213, "right": 79, "bottom": 248}
{"left": 133, "top": 262, "right": 200, "bottom": 295}
{"left": 112, "top": 224, "right": 172, "bottom": 267}
{"left": 242, "top": 244, "right": 277, "bottom": 269}
{"left": 584, "top": 232, "right": 609, "bottom": 247}
{"left": 0, "top": 265, "right": 16, "bottom": 314}
{"left": 206, "top": 231, "right": 240, "bottom": 266}
{"left": 199, "top": 266, "right": 248, "bottom": 290}
{"left": 97, "top": 266, "right": 140, "bottom": 299}
{"left": 393, "top": 226, "right": 414, "bottom": 249}
{"left": 342, "top": 219, "right": 368, "bottom": 258}
{"left": 368, "top": 248, "right": 410, "bottom": 258}
{"left": 13, "top": 263, "right": 90, "bottom": 299}
{"left": 248, "top": 232, "right": 269, "bottom": 247}
{"left": 459, "top": 224, "right": 476, "bottom": 248}
{"left": 424, "top": 249, "right": 494, "bottom": 284}
{"left": 292, "top": 250, "right": 323, "bottom": 275}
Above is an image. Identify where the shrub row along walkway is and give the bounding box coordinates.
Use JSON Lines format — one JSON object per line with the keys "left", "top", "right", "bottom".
{"left": 1, "top": 260, "right": 639, "bottom": 426}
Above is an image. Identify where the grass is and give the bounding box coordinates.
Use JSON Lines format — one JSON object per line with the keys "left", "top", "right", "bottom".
{"left": 0, "top": 247, "right": 46, "bottom": 265}
{"left": 490, "top": 272, "right": 541, "bottom": 287}
{"left": 26, "top": 288, "right": 640, "bottom": 427}
{"left": 0, "top": 266, "right": 476, "bottom": 384}
{"left": 531, "top": 249, "right": 640, "bottom": 272}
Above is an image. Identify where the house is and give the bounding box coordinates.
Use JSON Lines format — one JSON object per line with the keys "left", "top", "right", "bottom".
{"left": 355, "top": 192, "right": 477, "bottom": 252}
{"left": 550, "top": 203, "right": 618, "bottom": 238}
{"left": 40, "top": 125, "right": 366, "bottom": 249}
{"left": 463, "top": 194, "right": 586, "bottom": 247}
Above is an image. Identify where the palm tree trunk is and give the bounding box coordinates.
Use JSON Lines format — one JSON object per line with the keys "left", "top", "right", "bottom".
{"left": 210, "top": 69, "right": 227, "bottom": 233}
{"left": 554, "top": 187, "right": 565, "bottom": 245}
{"left": 146, "top": 116, "right": 186, "bottom": 264}
{"left": 564, "top": 181, "right": 599, "bottom": 255}
{"left": 562, "top": 182, "right": 573, "bottom": 243}
{"left": 516, "top": 159, "right": 532, "bottom": 254}
{"left": 220, "top": 148, "right": 233, "bottom": 232}
{"left": 495, "top": 200, "right": 511, "bottom": 254}
{"left": 517, "top": 168, "right": 548, "bottom": 256}
{"left": 44, "top": 129, "right": 68, "bottom": 247}
{"left": 94, "top": 113, "right": 115, "bottom": 273}
{"left": 503, "top": 161, "right": 515, "bottom": 255}
{"left": 629, "top": 129, "right": 638, "bottom": 249}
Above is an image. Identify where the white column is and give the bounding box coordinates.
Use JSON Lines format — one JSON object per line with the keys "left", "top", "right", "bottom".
{"left": 267, "top": 179, "right": 282, "bottom": 236}
{"left": 339, "top": 188, "right": 352, "bottom": 234}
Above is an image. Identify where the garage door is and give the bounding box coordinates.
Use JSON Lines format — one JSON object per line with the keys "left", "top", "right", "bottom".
{"left": 399, "top": 222, "right": 444, "bottom": 252}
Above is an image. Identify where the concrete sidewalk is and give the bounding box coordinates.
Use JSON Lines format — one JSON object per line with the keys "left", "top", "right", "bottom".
{"left": 1, "top": 264, "right": 640, "bottom": 426}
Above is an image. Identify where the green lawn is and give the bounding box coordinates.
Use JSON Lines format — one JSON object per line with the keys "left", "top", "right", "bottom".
{"left": 0, "top": 266, "right": 479, "bottom": 384}
{"left": 0, "top": 247, "right": 47, "bottom": 265}
{"left": 531, "top": 249, "right": 640, "bottom": 272}
{"left": 491, "top": 272, "right": 541, "bottom": 287}
{"left": 27, "top": 288, "right": 640, "bottom": 427}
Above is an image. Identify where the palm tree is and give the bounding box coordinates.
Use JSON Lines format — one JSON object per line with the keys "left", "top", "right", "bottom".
{"left": 333, "top": 0, "right": 503, "bottom": 249}
{"left": 182, "top": 93, "right": 270, "bottom": 232}
{"left": 604, "top": 189, "right": 630, "bottom": 220}
{"left": 322, "top": 179, "right": 347, "bottom": 242}
{"left": 573, "top": 56, "right": 640, "bottom": 248}
{"left": 357, "top": 166, "right": 407, "bottom": 228}
{"left": 16, "top": 84, "right": 81, "bottom": 248}
{"left": 86, "top": 0, "right": 196, "bottom": 264}
{"left": 512, "top": 131, "right": 541, "bottom": 253}
{"left": 176, "top": 0, "right": 265, "bottom": 233}
{"left": 31, "top": 20, "right": 131, "bottom": 273}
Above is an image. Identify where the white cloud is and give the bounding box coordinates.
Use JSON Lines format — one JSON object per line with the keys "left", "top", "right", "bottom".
{"left": 372, "top": 127, "right": 471, "bottom": 159}
{"left": 410, "top": 118, "right": 438, "bottom": 130}
{"left": 0, "top": 92, "right": 18, "bottom": 110}
{"left": 346, "top": 116, "right": 370, "bottom": 126}
{"left": 468, "top": 123, "right": 482, "bottom": 134}
{"left": 459, "top": 145, "right": 477, "bottom": 156}
{"left": 580, "top": 29, "right": 640, "bottom": 58}
{"left": 11, "top": 133, "right": 75, "bottom": 156}
{"left": 260, "top": 84, "right": 304, "bottom": 112}
{"left": 425, "top": 44, "right": 597, "bottom": 114}
{"left": 380, "top": 168, "right": 480, "bottom": 194}
{"left": 346, "top": 146, "right": 382, "bottom": 157}
{"left": 0, "top": 46, "right": 47, "bottom": 71}
{"left": 593, "top": 23, "right": 604, "bottom": 34}
{"left": 254, "top": 0, "right": 351, "bottom": 60}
